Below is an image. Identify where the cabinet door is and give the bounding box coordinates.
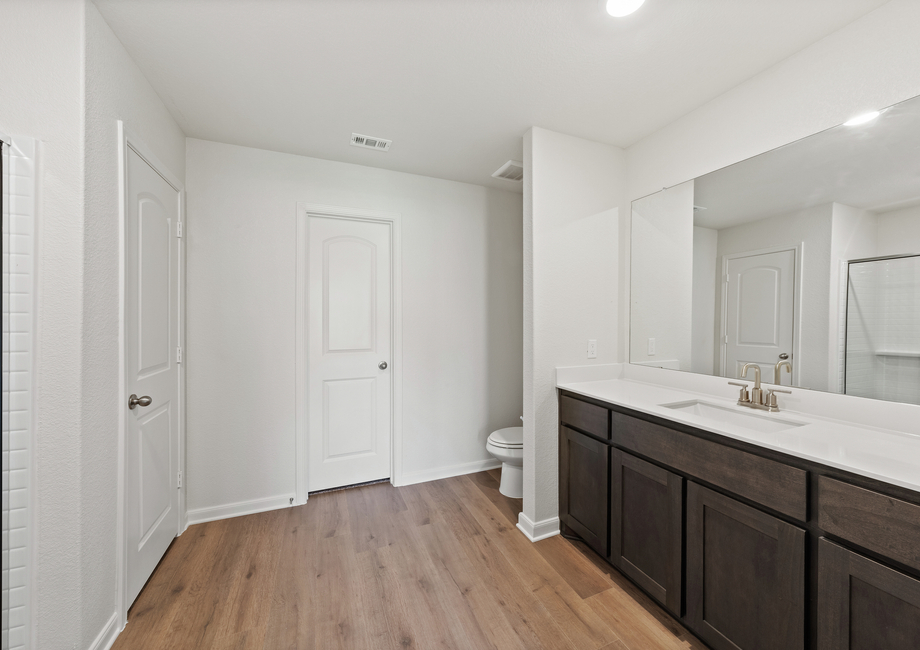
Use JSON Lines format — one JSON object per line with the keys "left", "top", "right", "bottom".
{"left": 610, "top": 449, "right": 682, "bottom": 614}
{"left": 686, "top": 482, "right": 805, "bottom": 650}
{"left": 559, "top": 425, "right": 609, "bottom": 556}
{"left": 818, "top": 537, "right": 920, "bottom": 650}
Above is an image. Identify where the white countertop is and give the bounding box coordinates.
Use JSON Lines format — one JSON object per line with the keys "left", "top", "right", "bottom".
{"left": 557, "top": 367, "right": 920, "bottom": 495}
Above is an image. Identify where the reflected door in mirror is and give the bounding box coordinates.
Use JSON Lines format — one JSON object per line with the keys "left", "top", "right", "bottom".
{"left": 723, "top": 249, "right": 795, "bottom": 384}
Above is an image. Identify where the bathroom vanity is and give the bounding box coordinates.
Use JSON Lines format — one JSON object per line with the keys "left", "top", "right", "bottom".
{"left": 556, "top": 370, "right": 920, "bottom": 650}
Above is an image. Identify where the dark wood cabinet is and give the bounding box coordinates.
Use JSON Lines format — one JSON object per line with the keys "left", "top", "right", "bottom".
{"left": 686, "top": 482, "right": 806, "bottom": 650}
{"left": 558, "top": 391, "right": 920, "bottom": 650}
{"left": 818, "top": 538, "right": 920, "bottom": 650}
{"left": 559, "top": 425, "right": 609, "bottom": 557}
{"left": 610, "top": 448, "right": 683, "bottom": 614}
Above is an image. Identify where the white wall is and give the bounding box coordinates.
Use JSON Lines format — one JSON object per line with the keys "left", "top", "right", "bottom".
{"left": 522, "top": 127, "right": 624, "bottom": 532}
{"left": 691, "top": 226, "right": 718, "bottom": 375}
{"left": 828, "top": 203, "right": 877, "bottom": 391}
{"left": 184, "top": 138, "right": 522, "bottom": 515}
{"left": 82, "top": 1, "right": 187, "bottom": 642}
{"left": 622, "top": 0, "right": 920, "bottom": 363}
{"left": 629, "top": 181, "right": 694, "bottom": 370}
{"left": 0, "top": 2, "right": 186, "bottom": 647}
{"left": 878, "top": 204, "right": 920, "bottom": 256}
{"left": 0, "top": 3, "right": 86, "bottom": 647}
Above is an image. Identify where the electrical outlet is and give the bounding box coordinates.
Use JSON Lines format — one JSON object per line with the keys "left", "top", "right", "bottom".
{"left": 648, "top": 338, "right": 656, "bottom": 355}
{"left": 587, "top": 339, "right": 597, "bottom": 359}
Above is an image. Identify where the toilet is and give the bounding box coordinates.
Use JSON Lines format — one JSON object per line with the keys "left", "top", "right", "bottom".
{"left": 486, "top": 426, "right": 524, "bottom": 498}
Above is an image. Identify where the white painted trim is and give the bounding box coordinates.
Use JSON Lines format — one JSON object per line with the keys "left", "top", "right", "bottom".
{"left": 719, "top": 242, "right": 804, "bottom": 383}
{"left": 295, "top": 203, "right": 403, "bottom": 501}
{"left": 116, "top": 122, "right": 186, "bottom": 629}
{"left": 87, "top": 612, "right": 120, "bottom": 650}
{"left": 395, "top": 459, "right": 501, "bottom": 487}
{"left": 187, "top": 495, "right": 294, "bottom": 526}
{"left": 516, "top": 513, "right": 560, "bottom": 542}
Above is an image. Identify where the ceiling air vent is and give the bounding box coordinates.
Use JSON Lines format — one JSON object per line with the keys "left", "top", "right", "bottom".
{"left": 351, "top": 133, "right": 391, "bottom": 151}
{"left": 492, "top": 160, "right": 524, "bottom": 182}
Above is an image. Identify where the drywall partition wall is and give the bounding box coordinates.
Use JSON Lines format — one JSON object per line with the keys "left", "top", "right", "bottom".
{"left": 83, "top": 1, "right": 187, "bottom": 642}
{"left": 0, "top": 2, "right": 86, "bottom": 647}
{"left": 716, "top": 204, "right": 832, "bottom": 391}
{"left": 877, "top": 205, "right": 920, "bottom": 255}
{"left": 622, "top": 0, "right": 920, "bottom": 360}
{"left": 185, "top": 138, "right": 522, "bottom": 517}
{"left": 691, "top": 226, "right": 718, "bottom": 375}
{"left": 629, "top": 180, "right": 694, "bottom": 370}
{"left": 828, "top": 203, "right": 877, "bottom": 391}
{"left": 522, "top": 127, "right": 624, "bottom": 539}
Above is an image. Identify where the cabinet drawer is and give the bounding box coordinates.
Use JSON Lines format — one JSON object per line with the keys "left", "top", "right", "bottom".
{"left": 819, "top": 476, "right": 920, "bottom": 572}
{"left": 559, "top": 394, "right": 609, "bottom": 440}
{"left": 611, "top": 411, "right": 807, "bottom": 521}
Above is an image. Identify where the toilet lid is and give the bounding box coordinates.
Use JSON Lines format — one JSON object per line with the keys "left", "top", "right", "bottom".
{"left": 488, "top": 426, "right": 523, "bottom": 449}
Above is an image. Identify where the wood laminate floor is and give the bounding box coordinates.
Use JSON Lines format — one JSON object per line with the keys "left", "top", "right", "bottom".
{"left": 112, "top": 469, "right": 705, "bottom": 650}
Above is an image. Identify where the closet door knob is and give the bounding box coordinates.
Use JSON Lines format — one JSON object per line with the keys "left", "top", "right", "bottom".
{"left": 378, "top": 361, "right": 388, "bottom": 370}
{"left": 778, "top": 353, "right": 789, "bottom": 360}
{"left": 128, "top": 394, "right": 152, "bottom": 410}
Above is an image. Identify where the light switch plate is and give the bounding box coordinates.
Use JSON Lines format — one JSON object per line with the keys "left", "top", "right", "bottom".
{"left": 587, "top": 339, "right": 597, "bottom": 359}
{"left": 648, "top": 338, "right": 656, "bottom": 355}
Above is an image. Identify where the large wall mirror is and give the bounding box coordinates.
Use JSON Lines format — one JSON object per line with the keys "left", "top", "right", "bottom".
{"left": 631, "top": 93, "right": 920, "bottom": 406}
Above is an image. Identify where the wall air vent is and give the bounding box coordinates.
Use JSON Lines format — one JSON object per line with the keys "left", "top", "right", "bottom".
{"left": 492, "top": 160, "right": 525, "bottom": 182}
{"left": 351, "top": 133, "right": 392, "bottom": 151}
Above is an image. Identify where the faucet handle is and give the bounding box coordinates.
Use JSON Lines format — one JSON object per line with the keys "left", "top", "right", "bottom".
{"left": 765, "top": 388, "right": 792, "bottom": 411}
{"left": 728, "top": 381, "right": 751, "bottom": 403}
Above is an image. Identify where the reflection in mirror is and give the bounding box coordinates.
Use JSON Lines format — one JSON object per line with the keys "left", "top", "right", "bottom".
{"left": 631, "top": 93, "right": 920, "bottom": 405}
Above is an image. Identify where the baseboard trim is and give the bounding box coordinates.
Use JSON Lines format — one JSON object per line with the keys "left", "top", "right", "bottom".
{"left": 395, "top": 458, "right": 501, "bottom": 487}
{"left": 187, "top": 494, "right": 294, "bottom": 526}
{"left": 88, "top": 611, "right": 120, "bottom": 650}
{"left": 517, "top": 512, "right": 560, "bottom": 542}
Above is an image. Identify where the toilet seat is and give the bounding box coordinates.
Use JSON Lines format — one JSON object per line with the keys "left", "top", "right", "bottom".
{"left": 488, "top": 426, "right": 523, "bottom": 449}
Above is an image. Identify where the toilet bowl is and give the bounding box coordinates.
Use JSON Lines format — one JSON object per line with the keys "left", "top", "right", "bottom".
{"left": 486, "top": 426, "right": 524, "bottom": 499}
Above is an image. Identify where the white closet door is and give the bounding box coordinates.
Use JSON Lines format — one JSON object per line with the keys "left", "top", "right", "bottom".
{"left": 125, "top": 145, "right": 180, "bottom": 606}
{"left": 308, "top": 215, "right": 391, "bottom": 492}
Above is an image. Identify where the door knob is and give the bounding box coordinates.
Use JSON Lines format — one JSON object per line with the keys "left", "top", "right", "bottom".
{"left": 378, "top": 361, "right": 388, "bottom": 370}
{"left": 128, "top": 394, "right": 152, "bottom": 410}
{"left": 778, "top": 353, "right": 789, "bottom": 360}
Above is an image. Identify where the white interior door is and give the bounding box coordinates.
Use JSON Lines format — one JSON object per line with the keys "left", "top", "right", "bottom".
{"left": 125, "top": 145, "right": 180, "bottom": 605}
{"left": 724, "top": 249, "right": 796, "bottom": 384}
{"left": 308, "top": 215, "right": 391, "bottom": 492}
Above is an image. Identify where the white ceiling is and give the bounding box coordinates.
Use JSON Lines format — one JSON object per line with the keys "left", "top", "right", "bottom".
{"left": 94, "top": 0, "right": 890, "bottom": 192}
{"left": 693, "top": 93, "right": 920, "bottom": 230}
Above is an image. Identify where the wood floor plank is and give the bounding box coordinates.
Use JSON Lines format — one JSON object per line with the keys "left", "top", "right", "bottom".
{"left": 447, "top": 475, "right": 620, "bottom": 649}
{"left": 262, "top": 507, "right": 317, "bottom": 650}
{"left": 534, "top": 534, "right": 616, "bottom": 599}
{"left": 118, "top": 472, "right": 703, "bottom": 650}
{"left": 113, "top": 518, "right": 231, "bottom": 650}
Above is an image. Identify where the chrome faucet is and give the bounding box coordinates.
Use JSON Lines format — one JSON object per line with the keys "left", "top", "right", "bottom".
{"left": 774, "top": 360, "right": 792, "bottom": 385}
{"left": 726, "top": 363, "right": 792, "bottom": 412}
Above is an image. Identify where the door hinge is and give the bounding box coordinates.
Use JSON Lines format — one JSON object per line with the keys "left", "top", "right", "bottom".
{"left": 176, "top": 346, "right": 182, "bottom": 364}
{"left": 176, "top": 221, "right": 183, "bottom": 238}
{"left": 724, "top": 335, "right": 729, "bottom": 344}
{"left": 178, "top": 471, "right": 182, "bottom": 489}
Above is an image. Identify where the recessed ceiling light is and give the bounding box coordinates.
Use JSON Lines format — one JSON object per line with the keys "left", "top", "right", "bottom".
{"left": 605, "top": 0, "right": 645, "bottom": 17}
{"left": 844, "top": 111, "right": 880, "bottom": 126}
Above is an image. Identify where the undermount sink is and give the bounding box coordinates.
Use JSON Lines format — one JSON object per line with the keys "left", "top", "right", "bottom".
{"left": 660, "top": 399, "right": 807, "bottom": 434}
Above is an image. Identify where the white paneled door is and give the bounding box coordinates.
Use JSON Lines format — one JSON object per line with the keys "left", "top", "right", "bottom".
{"left": 724, "top": 249, "right": 796, "bottom": 384}
{"left": 125, "top": 145, "right": 180, "bottom": 606}
{"left": 308, "top": 216, "right": 391, "bottom": 492}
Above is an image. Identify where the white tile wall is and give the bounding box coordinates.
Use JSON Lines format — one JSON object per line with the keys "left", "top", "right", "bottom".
{"left": 845, "top": 255, "right": 920, "bottom": 406}
{"left": 2, "top": 136, "right": 35, "bottom": 650}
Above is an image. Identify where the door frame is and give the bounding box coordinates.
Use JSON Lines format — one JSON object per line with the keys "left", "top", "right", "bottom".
{"left": 294, "top": 203, "right": 402, "bottom": 504}
{"left": 116, "top": 121, "right": 186, "bottom": 628}
{"left": 719, "top": 243, "right": 804, "bottom": 383}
